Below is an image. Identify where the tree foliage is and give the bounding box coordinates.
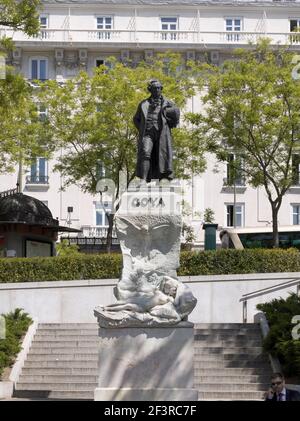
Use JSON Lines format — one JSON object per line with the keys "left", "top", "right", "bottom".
{"left": 0, "top": 68, "right": 53, "bottom": 175}
{"left": 0, "top": 0, "right": 40, "bottom": 34}
{"left": 257, "top": 293, "right": 300, "bottom": 378}
{"left": 0, "top": 2, "right": 47, "bottom": 178}
{"left": 188, "top": 40, "right": 300, "bottom": 247}
{"left": 38, "top": 54, "right": 207, "bottom": 196}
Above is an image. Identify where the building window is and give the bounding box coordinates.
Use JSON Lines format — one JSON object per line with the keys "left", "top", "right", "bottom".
{"left": 290, "top": 19, "right": 300, "bottom": 32}
{"left": 96, "top": 210, "right": 109, "bottom": 226}
{"left": 97, "top": 16, "right": 112, "bottom": 39}
{"left": 161, "top": 17, "right": 178, "bottom": 41}
{"left": 38, "top": 105, "right": 48, "bottom": 122}
{"left": 40, "top": 15, "right": 48, "bottom": 29}
{"left": 40, "top": 15, "right": 48, "bottom": 30}
{"left": 226, "top": 204, "right": 244, "bottom": 227}
{"left": 96, "top": 160, "right": 105, "bottom": 178}
{"left": 226, "top": 153, "right": 245, "bottom": 186}
{"left": 96, "top": 160, "right": 111, "bottom": 179}
{"left": 27, "top": 158, "right": 48, "bottom": 184}
{"left": 95, "top": 202, "right": 110, "bottom": 226}
{"left": 225, "top": 18, "right": 242, "bottom": 42}
{"left": 292, "top": 205, "right": 300, "bottom": 225}
{"left": 95, "top": 58, "right": 112, "bottom": 70}
{"left": 30, "top": 58, "right": 48, "bottom": 80}
{"left": 292, "top": 154, "right": 300, "bottom": 185}
{"left": 96, "top": 59, "right": 105, "bottom": 67}
{"left": 32, "top": 15, "right": 49, "bottom": 39}
{"left": 289, "top": 19, "right": 300, "bottom": 43}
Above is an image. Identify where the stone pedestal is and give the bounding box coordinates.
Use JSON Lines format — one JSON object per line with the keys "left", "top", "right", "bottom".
{"left": 94, "top": 323, "right": 198, "bottom": 401}
{"left": 115, "top": 184, "right": 183, "bottom": 283}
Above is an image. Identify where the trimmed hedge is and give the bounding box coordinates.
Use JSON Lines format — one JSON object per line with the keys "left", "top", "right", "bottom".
{"left": 0, "top": 309, "right": 33, "bottom": 378}
{"left": 0, "top": 248, "right": 300, "bottom": 283}
{"left": 179, "top": 248, "right": 300, "bottom": 276}
{"left": 0, "top": 254, "right": 122, "bottom": 283}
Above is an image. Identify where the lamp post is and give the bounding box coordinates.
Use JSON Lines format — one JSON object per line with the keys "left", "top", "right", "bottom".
{"left": 233, "top": 176, "right": 237, "bottom": 228}
{"left": 67, "top": 206, "right": 73, "bottom": 227}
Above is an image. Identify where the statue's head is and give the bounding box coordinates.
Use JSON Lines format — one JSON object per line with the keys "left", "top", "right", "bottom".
{"left": 161, "top": 276, "right": 178, "bottom": 298}
{"left": 147, "top": 79, "right": 163, "bottom": 98}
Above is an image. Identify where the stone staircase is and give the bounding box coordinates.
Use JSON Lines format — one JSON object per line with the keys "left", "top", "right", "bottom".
{"left": 194, "top": 323, "right": 272, "bottom": 400}
{"left": 14, "top": 322, "right": 272, "bottom": 401}
{"left": 14, "top": 324, "right": 99, "bottom": 400}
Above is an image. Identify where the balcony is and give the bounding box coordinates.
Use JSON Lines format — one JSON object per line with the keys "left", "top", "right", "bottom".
{"left": 25, "top": 175, "right": 49, "bottom": 192}
{"left": 2, "top": 28, "right": 300, "bottom": 48}
{"left": 60, "top": 234, "right": 120, "bottom": 253}
{"left": 222, "top": 177, "right": 247, "bottom": 194}
{"left": 61, "top": 225, "right": 120, "bottom": 252}
{"left": 80, "top": 225, "right": 118, "bottom": 239}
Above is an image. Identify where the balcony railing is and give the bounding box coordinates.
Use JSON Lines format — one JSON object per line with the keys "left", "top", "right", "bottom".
{"left": 80, "top": 225, "right": 117, "bottom": 238}
{"left": 25, "top": 175, "right": 49, "bottom": 184}
{"left": 223, "top": 177, "right": 246, "bottom": 187}
{"left": 0, "top": 186, "right": 19, "bottom": 198}
{"left": 2, "top": 28, "right": 300, "bottom": 46}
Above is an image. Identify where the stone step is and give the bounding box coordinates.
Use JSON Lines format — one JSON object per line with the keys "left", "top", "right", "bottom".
{"left": 198, "top": 391, "right": 264, "bottom": 400}
{"left": 194, "top": 323, "right": 259, "bottom": 330}
{"left": 31, "top": 341, "right": 98, "bottom": 348}
{"left": 21, "top": 367, "right": 97, "bottom": 375}
{"left": 15, "top": 382, "right": 97, "bottom": 391}
{"left": 18, "top": 375, "right": 98, "bottom": 383}
{"left": 33, "top": 335, "right": 98, "bottom": 342}
{"left": 194, "top": 347, "right": 263, "bottom": 355}
{"left": 197, "top": 383, "right": 268, "bottom": 392}
{"left": 29, "top": 348, "right": 98, "bottom": 355}
{"left": 35, "top": 330, "right": 98, "bottom": 336}
{"left": 13, "top": 390, "right": 94, "bottom": 400}
{"left": 194, "top": 367, "right": 272, "bottom": 376}
{"left": 194, "top": 337, "right": 262, "bottom": 346}
{"left": 194, "top": 360, "right": 270, "bottom": 369}
{"left": 24, "top": 360, "right": 98, "bottom": 368}
{"left": 38, "top": 324, "right": 98, "bottom": 329}
{"left": 194, "top": 329, "right": 261, "bottom": 336}
{"left": 193, "top": 354, "right": 268, "bottom": 361}
{"left": 195, "top": 375, "right": 270, "bottom": 384}
{"left": 25, "top": 354, "right": 98, "bottom": 361}
{"left": 194, "top": 383, "right": 270, "bottom": 393}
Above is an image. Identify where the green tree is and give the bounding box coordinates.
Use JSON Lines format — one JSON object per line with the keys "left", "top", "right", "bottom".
{"left": 0, "top": 68, "right": 53, "bottom": 178}
{"left": 0, "top": 0, "right": 41, "bottom": 50}
{"left": 0, "top": 0, "right": 40, "bottom": 33}
{"left": 188, "top": 40, "right": 300, "bottom": 247}
{"left": 0, "top": 2, "right": 49, "bottom": 182}
{"left": 39, "top": 54, "right": 207, "bottom": 252}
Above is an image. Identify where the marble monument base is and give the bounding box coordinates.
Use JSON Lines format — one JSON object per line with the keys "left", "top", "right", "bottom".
{"left": 94, "top": 322, "right": 198, "bottom": 401}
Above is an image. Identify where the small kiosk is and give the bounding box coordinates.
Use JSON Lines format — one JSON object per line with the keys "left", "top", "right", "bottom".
{"left": 0, "top": 192, "right": 80, "bottom": 258}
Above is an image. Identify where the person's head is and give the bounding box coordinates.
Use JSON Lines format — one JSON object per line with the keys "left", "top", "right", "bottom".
{"left": 271, "top": 373, "right": 285, "bottom": 394}
{"left": 147, "top": 79, "right": 163, "bottom": 99}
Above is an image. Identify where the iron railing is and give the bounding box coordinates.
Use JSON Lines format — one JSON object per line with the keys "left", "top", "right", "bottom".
{"left": 240, "top": 278, "right": 300, "bottom": 323}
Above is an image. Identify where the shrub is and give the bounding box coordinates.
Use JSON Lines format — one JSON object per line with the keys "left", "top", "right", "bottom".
{"left": 0, "top": 309, "right": 32, "bottom": 379}
{"left": 56, "top": 239, "right": 80, "bottom": 257}
{"left": 257, "top": 293, "right": 300, "bottom": 378}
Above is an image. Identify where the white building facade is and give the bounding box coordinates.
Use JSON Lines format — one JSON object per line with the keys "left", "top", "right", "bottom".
{"left": 1, "top": 0, "right": 300, "bottom": 249}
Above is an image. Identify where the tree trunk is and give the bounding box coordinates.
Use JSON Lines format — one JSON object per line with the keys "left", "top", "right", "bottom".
{"left": 106, "top": 213, "right": 114, "bottom": 254}
{"left": 271, "top": 205, "right": 279, "bottom": 248}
